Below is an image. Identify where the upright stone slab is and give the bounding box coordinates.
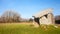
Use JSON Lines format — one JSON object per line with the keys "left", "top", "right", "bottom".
{"left": 39, "top": 16, "right": 48, "bottom": 25}
{"left": 48, "top": 13, "right": 52, "bottom": 24}
{"left": 33, "top": 19, "right": 39, "bottom": 27}
{"left": 48, "top": 13, "right": 55, "bottom": 24}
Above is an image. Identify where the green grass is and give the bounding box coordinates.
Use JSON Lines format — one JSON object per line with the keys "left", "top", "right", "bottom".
{"left": 0, "top": 23, "right": 60, "bottom": 34}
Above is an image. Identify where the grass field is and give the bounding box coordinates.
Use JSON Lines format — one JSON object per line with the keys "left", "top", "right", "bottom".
{"left": 0, "top": 23, "right": 60, "bottom": 34}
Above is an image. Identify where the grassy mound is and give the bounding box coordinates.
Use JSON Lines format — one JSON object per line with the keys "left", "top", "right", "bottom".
{"left": 0, "top": 23, "right": 60, "bottom": 34}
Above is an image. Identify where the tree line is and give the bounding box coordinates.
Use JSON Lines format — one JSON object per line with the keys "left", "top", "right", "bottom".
{"left": 0, "top": 10, "right": 21, "bottom": 23}
{"left": 0, "top": 10, "right": 33, "bottom": 23}
{"left": 55, "top": 15, "right": 60, "bottom": 24}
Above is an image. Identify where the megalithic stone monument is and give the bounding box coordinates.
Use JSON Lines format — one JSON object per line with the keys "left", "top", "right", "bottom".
{"left": 32, "top": 8, "right": 55, "bottom": 26}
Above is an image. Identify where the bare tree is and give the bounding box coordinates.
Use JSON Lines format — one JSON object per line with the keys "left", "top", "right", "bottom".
{"left": 0, "top": 10, "right": 21, "bottom": 23}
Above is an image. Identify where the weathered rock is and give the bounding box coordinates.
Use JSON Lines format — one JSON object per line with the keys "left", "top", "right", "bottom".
{"left": 33, "top": 8, "right": 55, "bottom": 26}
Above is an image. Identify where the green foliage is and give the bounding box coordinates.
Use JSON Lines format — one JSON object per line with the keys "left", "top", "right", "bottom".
{"left": 0, "top": 24, "right": 60, "bottom": 34}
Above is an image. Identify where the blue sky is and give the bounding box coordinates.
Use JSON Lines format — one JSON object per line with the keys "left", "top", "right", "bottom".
{"left": 0, "top": 0, "right": 60, "bottom": 18}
